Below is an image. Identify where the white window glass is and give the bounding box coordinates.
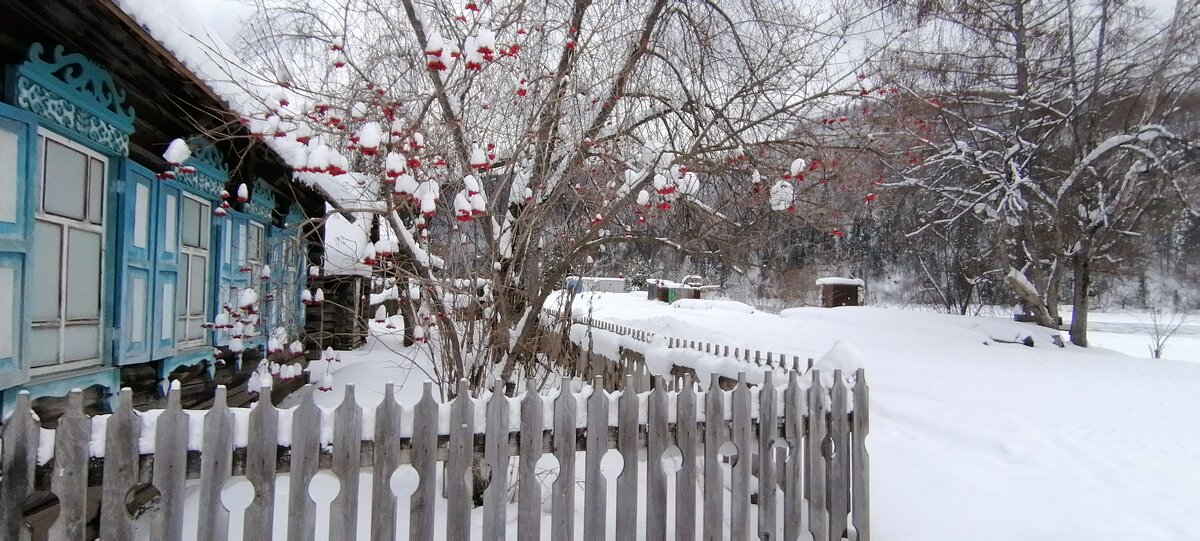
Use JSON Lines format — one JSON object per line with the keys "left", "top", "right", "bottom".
{"left": 182, "top": 197, "right": 201, "bottom": 248}
{"left": 0, "top": 266, "right": 14, "bottom": 359}
{"left": 161, "top": 282, "right": 174, "bottom": 340}
{"left": 134, "top": 183, "right": 149, "bottom": 249}
{"left": 31, "top": 133, "right": 106, "bottom": 371}
{"left": 65, "top": 229, "right": 101, "bottom": 320}
{"left": 0, "top": 129, "right": 17, "bottom": 223}
{"left": 31, "top": 221, "right": 61, "bottom": 320}
{"left": 42, "top": 140, "right": 87, "bottom": 220}
{"left": 189, "top": 256, "right": 206, "bottom": 314}
{"left": 87, "top": 158, "right": 104, "bottom": 225}
{"left": 164, "top": 194, "right": 177, "bottom": 253}
{"left": 62, "top": 325, "right": 100, "bottom": 362}
{"left": 131, "top": 275, "right": 146, "bottom": 343}
{"left": 28, "top": 328, "right": 58, "bottom": 367}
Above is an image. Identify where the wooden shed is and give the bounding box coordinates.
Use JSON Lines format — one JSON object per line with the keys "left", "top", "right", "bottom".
{"left": 817, "top": 277, "right": 864, "bottom": 307}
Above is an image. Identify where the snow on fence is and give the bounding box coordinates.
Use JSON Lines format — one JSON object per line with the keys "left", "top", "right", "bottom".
{"left": 0, "top": 369, "right": 869, "bottom": 541}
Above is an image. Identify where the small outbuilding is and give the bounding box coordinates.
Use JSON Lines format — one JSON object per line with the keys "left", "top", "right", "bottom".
{"left": 647, "top": 279, "right": 702, "bottom": 303}
{"left": 817, "top": 277, "right": 864, "bottom": 307}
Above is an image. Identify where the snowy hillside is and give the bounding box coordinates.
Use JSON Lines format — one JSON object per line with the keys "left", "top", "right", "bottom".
{"left": 550, "top": 292, "right": 1200, "bottom": 540}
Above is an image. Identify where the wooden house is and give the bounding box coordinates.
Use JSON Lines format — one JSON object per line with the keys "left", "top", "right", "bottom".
{"left": 0, "top": 0, "right": 330, "bottom": 421}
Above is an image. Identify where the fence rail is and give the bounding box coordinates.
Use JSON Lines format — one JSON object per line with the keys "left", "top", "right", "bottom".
{"left": 1, "top": 369, "right": 868, "bottom": 540}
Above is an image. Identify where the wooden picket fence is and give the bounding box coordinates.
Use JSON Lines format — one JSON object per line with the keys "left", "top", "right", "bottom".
{"left": 0, "top": 369, "right": 869, "bottom": 540}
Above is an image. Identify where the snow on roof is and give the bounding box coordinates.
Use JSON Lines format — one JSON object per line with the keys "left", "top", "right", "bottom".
{"left": 323, "top": 208, "right": 371, "bottom": 277}
{"left": 815, "top": 277, "right": 864, "bottom": 287}
{"left": 114, "top": 0, "right": 358, "bottom": 206}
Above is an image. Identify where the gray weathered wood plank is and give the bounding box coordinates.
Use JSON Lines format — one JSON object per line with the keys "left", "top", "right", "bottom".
{"left": 615, "top": 375, "right": 640, "bottom": 541}
{"left": 758, "top": 372, "right": 778, "bottom": 540}
{"left": 197, "top": 386, "right": 234, "bottom": 541}
{"left": 852, "top": 368, "right": 871, "bottom": 541}
{"left": 583, "top": 377, "right": 608, "bottom": 541}
{"left": 371, "top": 383, "right": 402, "bottom": 541}
{"left": 100, "top": 388, "right": 139, "bottom": 541}
{"left": 517, "top": 379, "right": 543, "bottom": 541}
{"left": 829, "top": 371, "right": 850, "bottom": 541}
{"left": 702, "top": 374, "right": 725, "bottom": 541}
{"left": 552, "top": 382, "right": 578, "bottom": 540}
{"left": 150, "top": 385, "right": 188, "bottom": 541}
{"left": 676, "top": 374, "right": 697, "bottom": 541}
{"left": 49, "top": 390, "right": 90, "bottom": 541}
{"left": 483, "top": 380, "right": 511, "bottom": 540}
{"left": 808, "top": 370, "right": 828, "bottom": 541}
{"left": 729, "top": 374, "right": 752, "bottom": 540}
{"left": 647, "top": 377, "right": 669, "bottom": 541}
{"left": 447, "top": 381, "right": 474, "bottom": 541}
{"left": 331, "top": 384, "right": 363, "bottom": 541}
{"left": 411, "top": 382, "right": 438, "bottom": 541}
{"left": 1, "top": 391, "right": 37, "bottom": 541}
{"left": 244, "top": 383, "right": 279, "bottom": 538}
{"left": 287, "top": 385, "right": 320, "bottom": 541}
{"left": 783, "top": 372, "right": 805, "bottom": 541}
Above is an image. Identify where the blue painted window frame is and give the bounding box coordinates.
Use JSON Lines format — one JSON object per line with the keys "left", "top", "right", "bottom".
{"left": 0, "top": 103, "right": 38, "bottom": 389}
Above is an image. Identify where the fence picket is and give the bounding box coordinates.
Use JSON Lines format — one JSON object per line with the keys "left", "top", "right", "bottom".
{"left": 783, "top": 372, "right": 805, "bottom": 541}
{"left": 616, "top": 375, "right": 640, "bottom": 541}
{"left": 729, "top": 374, "right": 753, "bottom": 540}
{"left": 647, "top": 377, "right": 669, "bottom": 540}
{"left": 197, "top": 386, "right": 234, "bottom": 541}
{"left": 48, "top": 390, "right": 89, "bottom": 541}
{"left": 0, "top": 392, "right": 37, "bottom": 541}
{"left": 852, "top": 368, "right": 871, "bottom": 541}
{"left": 808, "top": 370, "right": 829, "bottom": 541}
{"left": 411, "top": 382, "right": 438, "bottom": 541}
{"left": 829, "top": 370, "right": 851, "bottom": 541}
{"left": 584, "top": 377, "right": 608, "bottom": 541}
{"left": 552, "top": 383, "right": 578, "bottom": 539}
{"left": 371, "top": 383, "right": 402, "bottom": 541}
{"left": 287, "top": 386, "right": 320, "bottom": 541}
{"left": 517, "top": 379, "right": 543, "bottom": 541}
{"left": 676, "top": 374, "right": 697, "bottom": 541}
{"left": 244, "top": 383, "right": 279, "bottom": 538}
{"left": 703, "top": 374, "right": 726, "bottom": 541}
{"left": 447, "top": 381, "right": 474, "bottom": 541}
{"left": 332, "top": 384, "right": 363, "bottom": 541}
{"left": 151, "top": 385, "right": 188, "bottom": 541}
{"left": 100, "top": 389, "right": 138, "bottom": 540}
{"left": 758, "top": 372, "right": 778, "bottom": 540}
{"left": 483, "top": 380, "right": 511, "bottom": 540}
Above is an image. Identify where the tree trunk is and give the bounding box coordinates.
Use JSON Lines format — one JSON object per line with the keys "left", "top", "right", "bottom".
{"left": 1070, "top": 245, "right": 1092, "bottom": 347}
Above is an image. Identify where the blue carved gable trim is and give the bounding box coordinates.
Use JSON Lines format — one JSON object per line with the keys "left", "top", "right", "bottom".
{"left": 284, "top": 203, "right": 307, "bottom": 229}
{"left": 247, "top": 180, "right": 277, "bottom": 223}
{"left": 7, "top": 43, "right": 135, "bottom": 155}
{"left": 177, "top": 137, "right": 228, "bottom": 199}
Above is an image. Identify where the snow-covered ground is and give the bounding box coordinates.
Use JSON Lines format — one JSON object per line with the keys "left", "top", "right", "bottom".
{"left": 551, "top": 292, "right": 1200, "bottom": 540}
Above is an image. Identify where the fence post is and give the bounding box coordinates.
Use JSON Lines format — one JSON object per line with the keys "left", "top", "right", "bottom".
{"left": 244, "top": 382, "right": 279, "bottom": 538}
{"left": 447, "top": 380, "right": 474, "bottom": 541}
{"left": 783, "top": 371, "right": 806, "bottom": 540}
{"left": 517, "top": 379, "right": 543, "bottom": 541}
{"left": 197, "top": 386, "right": 234, "bottom": 541}
{"left": 371, "top": 383, "right": 403, "bottom": 541}
{"left": 100, "top": 388, "right": 139, "bottom": 541}
{"left": 288, "top": 385, "right": 320, "bottom": 541}
{"left": 730, "top": 374, "right": 753, "bottom": 539}
{"left": 758, "top": 372, "right": 778, "bottom": 540}
{"left": 552, "top": 383, "right": 578, "bottom": 540}
{"left": 852, "top": 368, "right": 871, "bottom": 541}
{"left": 647, "top": 377, "right": 669, "bottom": 540}
{"left": 151, "top": 384, "right": 188, "bottom": 541}
{"left": 703, "top": 373, "right": 726, "bottom": 541}
{"left": 616, "top": 375, "right": 640, "bottom": 541}
{"left": 46, "top": 390, "right": 89, "bottom": 540}
{"left": 411, "top": 382, "right": 438, "bottom": 541}
{"left": 584, "top": 377, "right": 608, "bottom": 540}
{"left": 0, "top": 391, "right": 37, "bottom": 541}
{"left": 332, "top": 384, "right": 364, "bottom": 541}
{"left": 676, "top": 374, "right": 698, "bottom": 541}
{"left": 829, "top": 371, "right": 851, "bottom": 540}
{"left": 808, "top": 370, "right": 828, "bottom": 541}
{"left": 483, "top": 380, "right": 511, "bottom": 540}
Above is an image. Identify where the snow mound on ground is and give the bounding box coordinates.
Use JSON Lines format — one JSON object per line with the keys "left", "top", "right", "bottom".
{"left": 672, "top": 299, "right": 756, "bottom": 314}
{"left": 814, "top": 340, "right": 865, "bottom": 385}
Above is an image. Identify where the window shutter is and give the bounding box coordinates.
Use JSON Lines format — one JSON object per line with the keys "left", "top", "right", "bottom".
{"left": 114, "top": 161, "right": 156, "bottom": 365}
{"left": 0, "top": 103, "right": 37, "bottom": 388}
{"left": 151, "top": 184, "right": 180, "bottom": 359}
